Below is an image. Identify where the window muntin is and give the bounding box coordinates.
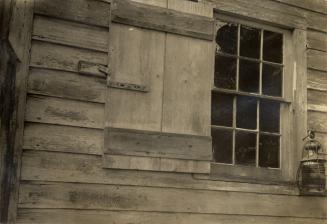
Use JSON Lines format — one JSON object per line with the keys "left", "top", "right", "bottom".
{"left": 212, "top": 19, "right": 285, "bottom": 169}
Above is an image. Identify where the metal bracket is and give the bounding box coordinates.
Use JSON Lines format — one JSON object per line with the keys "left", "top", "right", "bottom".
{"left": 78, "top": 61, "right": 149, "bottom": 92}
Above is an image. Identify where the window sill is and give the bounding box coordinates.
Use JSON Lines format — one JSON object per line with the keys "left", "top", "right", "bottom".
{"left": 210, "top": 162, "right": 291, "bottom": 185}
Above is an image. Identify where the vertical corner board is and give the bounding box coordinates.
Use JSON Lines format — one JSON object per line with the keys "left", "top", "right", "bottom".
{"left": 111, "top": 0, "right": 214, "bottom": 41}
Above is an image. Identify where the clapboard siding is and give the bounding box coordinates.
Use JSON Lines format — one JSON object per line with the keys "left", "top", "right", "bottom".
{"left": 18, "top": 182, "right": 327, "bottom": 218}
{"left": 27, "top": 68, "right": 106, "bottom": 103}
{"left": 308, "top": 90, "right": 327, "bottom": 109}
{"left": 273, "top": 0, "right": 327, "bottom": 15}
{"left": 23, "top": 123, "right": 103, "bottom": 155}
{"left": 308, "top": 111, "right": 327, "bottom": 133}
{"left": 20, "top": 150, "right": 298, "bottom": 195}
{"left": 308, "top": 30, "right": 327, "bottom": 52}
{"left": 307, "top": 50, "right": 327, "bottom": 72}
{"left": 32, "top": 15, "right": 108, "bottom": 52}
{"left": 34, "top": 0, "right": 110, "bottom": 27}
{"left": 17, "top": 209, "right": 327, "bottom": 224}
{"left": 25, "top": 95, "right": 104, "bottom": 129}
{"left": 30, "top": 41, "right": 107, "bottom": 73}
{"left": 16, "top": 0, "right": 327, "bottom": 223}
{"left": 308, "top": 69, "right": 327, "bottom": 91}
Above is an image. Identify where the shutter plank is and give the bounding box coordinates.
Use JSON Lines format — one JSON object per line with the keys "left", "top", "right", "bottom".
{"left": 111, "top": 0, "right": 214, "bottom": 40}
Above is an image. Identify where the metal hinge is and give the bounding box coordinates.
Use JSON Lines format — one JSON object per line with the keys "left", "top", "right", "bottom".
{"left": 78, "top": 61, "right": 149, "bottom": 92}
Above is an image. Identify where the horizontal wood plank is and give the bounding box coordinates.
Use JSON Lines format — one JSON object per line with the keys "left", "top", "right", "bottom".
{"left": 315, "top": 132, "right": 327, "bottom": 154}
{"left": 103, "top": 154, "right": 210, "bottom": 174}
{"left": 20, "top": 150, "right": 297, "bottom": 195}
{"left": 27, "top": 68, "right": 106, "bottom": 103}
{"left": 111, "top": 0, "right": 214, "bottom": 40}
{"left": 25, "top": 95, "right": 104, "bottom": 129}
{"left": 32, "top": 15, "right": 109, "bottom": 52}
{"left": 23, "top": 123, "right": 103, "bottom": 155}
{"left": 30, "top": 41, "right": 107, "bottom": 73}
{"left": 308, "top": 89, "right": 327, "bottom": 107}
{"left": 208, "top": 0, "right": 306, "bottom": 29}
{"left": 308, "top": 111, "right": 327, "bottom": 133}
{"left": 308, "top": 50, "right": 327, "bottom": 72}
{"left": 307, "top": 30, "right": 327, "bottom": 52}
{"left": 34, "top": 0, "right": 110, "bottom": 27}
{"left": 273, "top": 0, "right": 327, "bottom": 15}
{"left": 105, "top": 127, "right": 212, "bottom": 160}
{"left": 168, "top": 0, "right": 213, "bottom": 17}
{"left": 18, "top": 182, "right": 327, "bottom": 218}
{"left": 308, "top": 69, "right": 327, "bottom": 91}
{"left": 17, "top": 209, "right": 327, "bottom": 224}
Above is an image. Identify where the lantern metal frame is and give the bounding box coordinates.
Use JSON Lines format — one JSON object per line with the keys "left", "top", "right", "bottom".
{"left": 296, "top": 130, "right": 327, "bottom": 196}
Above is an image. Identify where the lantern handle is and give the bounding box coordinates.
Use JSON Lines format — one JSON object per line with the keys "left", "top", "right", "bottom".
{"left": 302, "top": 130, "right": 315, "bottom": 141}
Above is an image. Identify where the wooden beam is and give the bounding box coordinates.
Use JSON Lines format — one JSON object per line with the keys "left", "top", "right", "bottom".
{"left": 18, "top": 181, "right": 327, "bottom": 218}
{"left": 18, "top": 209, "right": 327, "bottom": 224}
{"left": 103, "top": 154, "right": 210, "bottom": 174}
{"left": 111, "top": 0, "right": 214, "bottom": 40}
{"left": 105, "top": 127, "right": 212, "bottom": 160}
{"left": 34, "top": 0, "right": 110, "bottom": 27}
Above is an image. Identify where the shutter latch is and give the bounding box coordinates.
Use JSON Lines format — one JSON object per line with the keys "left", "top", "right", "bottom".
{"left": 78, "top": 61, "right": 149, "bottom": 92}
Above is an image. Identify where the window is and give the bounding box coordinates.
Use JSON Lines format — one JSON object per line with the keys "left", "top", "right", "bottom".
{"left": 211, "top": 16, "right": 296, "bottom": 183}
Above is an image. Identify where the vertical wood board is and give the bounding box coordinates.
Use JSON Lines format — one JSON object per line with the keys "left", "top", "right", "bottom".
{"left": 106, "top": 23, "right": 165, "bottom": 132}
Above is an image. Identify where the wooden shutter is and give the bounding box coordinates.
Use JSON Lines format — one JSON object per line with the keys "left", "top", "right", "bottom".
{"left": 103, "top": 0, "right": 215, "bottom": 173}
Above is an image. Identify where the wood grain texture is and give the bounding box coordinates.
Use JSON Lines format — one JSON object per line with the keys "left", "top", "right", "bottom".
{"left": 25, "top": 95, "right": 104, "bottom": 129}
{"left": 291, "top": 29, "right": 308, "bottom": 182}
{"left": 17, "top": 209, "right": 327, "bottom": 224}
{"left": 206, "top": 0, "right": 306, "bottom": 29}
{"left": 4, "top": 1, "right": 34, "bottom": 222}
{"left": 162, "top": 34, "right": 213, "bottom": 136}
{"left": 20, "top": 150, "right": 298, "bottom": 195}
{"left": 111, "top": 0, "right": 214, "bottom": 40}
{"left": 308, "top": 50, "right": 327, "bottom": 72}
{"left": 307, "top": 30, "right": 327, "bottom": 53}
{"left": 23, "top": 123, "right": 103, "bottom": 155}
{"left": 273, "top": 0, "right": 327, "bottom": 15}
{"left": 103, "top": 154, "right": 210, "bottom": 174}
{"left": 106, "top": 23, "right": 165, "bottom": 132}
{"left": 27, "top": 68, "right": 106, "bottom": 103}
{"left": 168, "top": 0, "right": 213, "bottom": 17}
{"left": 32, "top": 15, "right": 109, "bottom": 52}
{"left": 308, "top": 69, "right": 327, "bottom": 91}
{"left": 308, "top": 89, "right": 327, "bottom": 111}
{"left": 308, "top": 111, "right": 327, "bottom": 133}
{"left": 34, "top": 0, "right": 110, "bottom": 27}
{"left": 18, "top": 181, "right": 327, "bottom": 218}
{"left": 30, "top": 41, "right": 107, "bottom": 73}
{"left": 105, "top": 127, "right": 212, "bottom": 160}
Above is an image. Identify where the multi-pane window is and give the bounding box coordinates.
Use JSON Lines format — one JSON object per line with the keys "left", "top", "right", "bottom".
{"left": 212, "top": 19, "right": 286, "bottom": 169}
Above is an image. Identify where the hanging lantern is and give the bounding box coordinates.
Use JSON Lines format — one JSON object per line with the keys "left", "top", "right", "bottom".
{"left": 297, "top": 130, "right": 327, "bottom": 195}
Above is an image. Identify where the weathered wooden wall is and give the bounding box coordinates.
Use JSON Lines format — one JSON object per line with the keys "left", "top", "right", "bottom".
{"left": 14, "top": 0, "right": 327, "bottom": 223}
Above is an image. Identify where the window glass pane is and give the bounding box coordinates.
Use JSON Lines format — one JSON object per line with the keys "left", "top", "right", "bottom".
{"left": 235, "top": 131, "right": 256, "bottom": 166}
{"left": 236, "top": 96, "right": 257, "bottom": 130}
{"left": 212, "top": 128, "right": 233, "bottom": 164}
{"left": 260, "top": 100, "right": 280, "bottom": 133}
{"left": 216, "top": 22, "right": 238, "bottom": 55}
{"left": 239, "top": 59, "right": 259, "bottom": 93}
{"left": 214, "top": 55, "right": 237, "bottom": 89}
{"left": 211, "top": 93, "right": 233, "bottom": 127}
{"left": 262, "top": 64, "right": 282, "bottom": 97}
{"left": 259, "top": 134, "right": 280, "bottom": 168}
{"left": 263, "top": 30, "right": 283, "bottom": 63}
{"left": 240, "top": 25, "right": 260, "bottom": 59}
